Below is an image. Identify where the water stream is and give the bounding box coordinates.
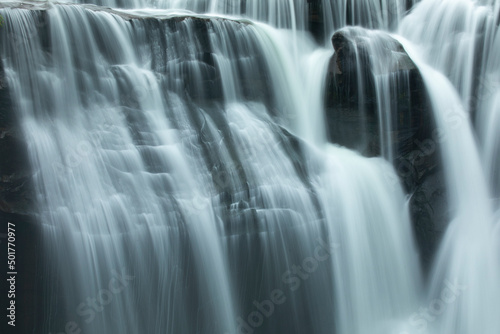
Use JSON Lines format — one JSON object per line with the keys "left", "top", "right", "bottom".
{"left": 0, "top": 0, "right": 498, "bottom": 334}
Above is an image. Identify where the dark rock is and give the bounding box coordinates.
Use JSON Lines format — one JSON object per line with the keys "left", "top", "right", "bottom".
{"left": 0, "top": 59, "right": 35, "bottom": 216}
{"left": 307, "top": 0, "right": 324, "bottom": 43}
{"left": 325, "top": 30, "right": 387, "bottom": 156}
{"left": 0, "top": 56, "right": 41, "bottom": 334}
{"left": 325, "top": 28, "right": 448, "bottom": 271}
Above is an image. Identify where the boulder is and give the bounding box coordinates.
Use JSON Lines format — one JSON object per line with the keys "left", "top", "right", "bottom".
{"left": 325, "top": 28, "right": 448, "bottom": 271}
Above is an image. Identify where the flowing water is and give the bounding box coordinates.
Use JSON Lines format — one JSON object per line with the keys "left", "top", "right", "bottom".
{"left": 400, "top": 0, "right": 500, "bottom": 198}
{"left": 0, "top": 0, "right": 498, "bottom": 334}
{"left": 398, "top": 1, "right": 500, "bottom": 333}
{"left": 51, "top": 0, "right": 419, "bottom": 40}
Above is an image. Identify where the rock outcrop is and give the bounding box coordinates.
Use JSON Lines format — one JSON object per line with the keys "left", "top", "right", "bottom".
{"left": 325, "top": 28, "right": 448, "bottom": 270}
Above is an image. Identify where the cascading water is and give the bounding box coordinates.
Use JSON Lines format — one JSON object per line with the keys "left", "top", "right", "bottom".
{"left": 397, "top": 1, "right": 500, "bottom": 333}
{"left": 55, "top": 0, "right": 419, "bottom": 41}
{"left": 400, "top": 0, "right": 500, "bottom": 198}
{"left": 318, "top": 0, "right": 420, "bottom": 39}
{"left": 0, "top": 1, "right": 498, "bottom": 334}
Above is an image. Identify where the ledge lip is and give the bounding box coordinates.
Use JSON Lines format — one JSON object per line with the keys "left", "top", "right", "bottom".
{"left": 0, "top": 1, "right": 253, "bottom": 25}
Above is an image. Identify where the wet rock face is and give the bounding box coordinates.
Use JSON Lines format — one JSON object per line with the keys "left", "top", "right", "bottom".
{"left": 325, "top": 29, "right": 448, "bottom": 270}
{"left": 325, "top": 29, "right": 426, "bottom": 156}
{"left": 326, "top": 31, "right": 378, "bottom": 156}
{"left": 0, "top": 60, "right": 35, "bottom": 217}
{"left": 136, "top": 16, "right": 273, "bottom": 106}
{"left": 0, "top": 55, "right": 41, "bottom": 334}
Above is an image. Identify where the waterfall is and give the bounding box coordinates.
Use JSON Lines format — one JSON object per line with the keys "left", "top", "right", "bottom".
{"left": 397, "top": 1, "right": 500, "bottom": 333}
{"left": 398, "top": 40, "right": 500, "bottom": 333}
{"left": 53, "top": 0, "right": 419, "bottom": 41}
{"left": 400, "top": 0, "right": 500, "bottom": 198}
{"left": 0, "top": 1, "right": 498, "bottom": 334}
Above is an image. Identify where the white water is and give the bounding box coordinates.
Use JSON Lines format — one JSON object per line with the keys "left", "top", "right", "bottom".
{"left": 319, "top": 0, "right": 419, "bottom": 37}
{"left": 1, "top": 0, "right": 499, "bottom": 334}
{"left": 399, "top": 39, "right": 500, "bottom": 333}
{"left": 400, "top": 0, "right": 500, "bottom": 198}
{"left": 268, "top": 26, "right": 424, "bottom": 334}
{"left": 57, "top": 0, "right": 420, "bottom": 42}
{"left": 397, "top": 1, "right": 500, "bottom": 333}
